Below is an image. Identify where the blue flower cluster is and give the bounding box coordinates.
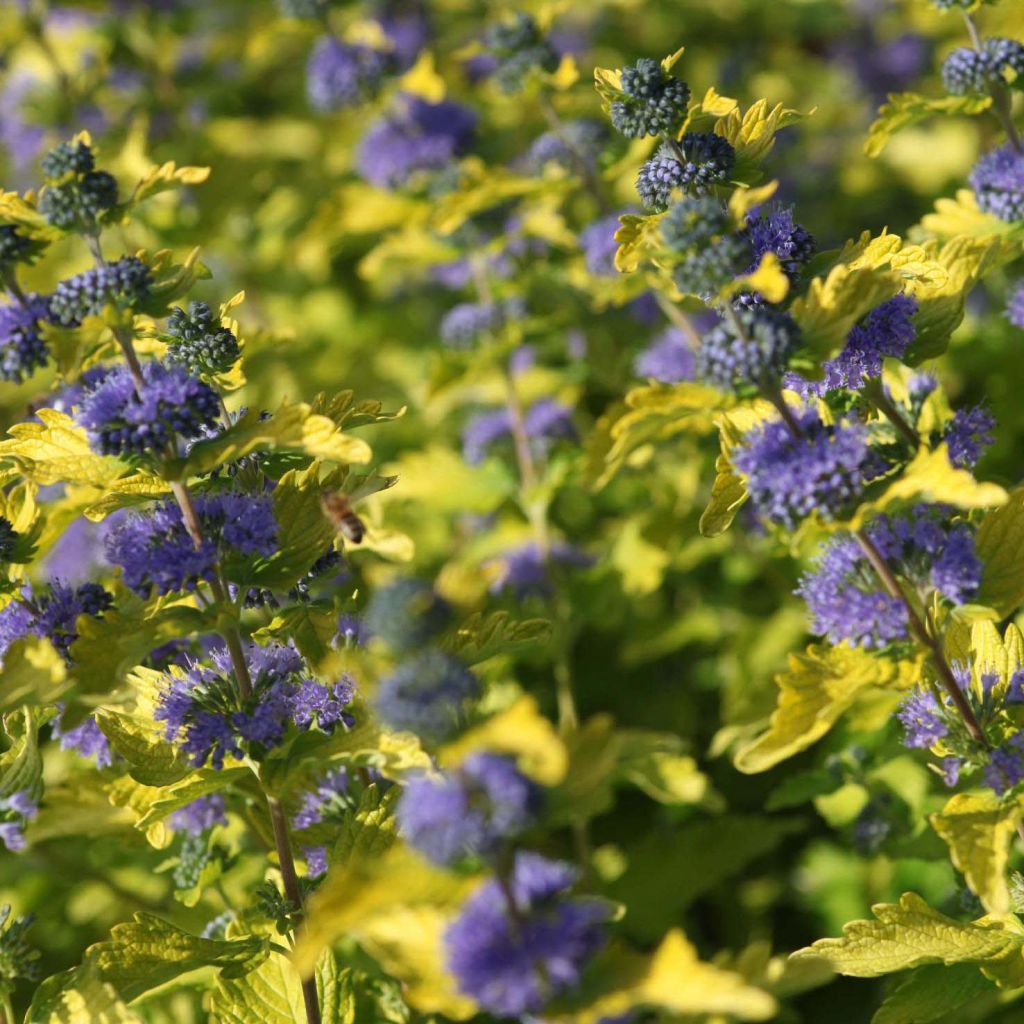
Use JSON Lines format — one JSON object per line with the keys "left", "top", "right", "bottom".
{"left": 610, "top": 57, "right": 690, "bottom": 139}
{"left": 105, "top": 492, "right": 277, "bottom": 596}
{"left": 942, "top": 38, "right": 1024, "bottom": 95}
{"left": 0, "top": 582, "right": 113, "bottom": 665}
{"left": 54, "top": 714, "right": 112, "bottom": 768}
{"left": 48, "top": 256, "right": 152, "bottom": 326}
{"left": 155, "top": 643, "right": 353, "bottom": 768}
{"left": 697, "top": 305, "right": 802, "bottom": 392}
{"left": 363, "top": 577, "right": 451, "bottom": 654}
{"left": 169, "top": 794, "right": 228, "bottom": 836}
{"left": 306, "top": 37, "right": 389, "bottom": 111}
{"left": 0, "top": 791, "right": 37, "bottom": 853}
{"left": 77, "top": 361, "right": 220, "bottom": 457}
{"left": 358, "top": 95, "right": 476, "bottom": 190}
{"left": 398, "top": 753, "right": 541, "bottom": 865}
{"left": 635, "top": 134, "right": 736, "bottom": 211}
{"left": 165, "top": 300, "right": 240, "bottom": 377}
{"left": 38, "top": 138, "right": 119, "bottom": 233}
{"left": 292, "top": 766, "right": 358, "bottom": 877}
{"left": 970, "top": 144, "right": 1024, "bottom": 222}
{"left": 439, "top": 298, "right": 524, "bottom": 348}
{"left": 798, "top": 509, "right": 981, "bottom": 649}
{"left": 0, "top": 294, "right": 50, "bottom": 383}
{"left": 634, "top": 326, "right": 696, "bottom": 382}
{"left": 444, "top": 852, "right": 609, "bottom": 1016}
{"left": 488, "top": 541, "right": 593, "bottom": 598}
{"left": 733, "top": 408, "right": 881, "bottom": 529}
{"left": 481, "top": 12, "right": 558, "bottom": 94}
{"left": 462, "top": 396, "right": 576, "bottom": 465}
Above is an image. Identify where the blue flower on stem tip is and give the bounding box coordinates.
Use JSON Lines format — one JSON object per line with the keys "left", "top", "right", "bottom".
{"left": 444, "top": 852, "right": 609, "bottom": 1017}
{"left": 54, "top": 714, "right": 112, "bottom": 768}
{"left": 944, "top": 405, "right": 995, "bottom": 468}
{"left": 897, "top": 688, "right": 948, "bottom": 749}
{"left": 104, "top": 493, "right": 277, "bottom": 597}
{"left": 398, "top": 753, "right": 542, "bottom": 865}
{"left": 0, "top": 582, "right": 114, "bottom": 665}
{"left": 48, "top": 256, "right": 152, "bottom": 326}
{"left": 696, "top": 305, "right": 802, "bottom": 392}
{"left": 970, "top": 144, "right": 1024, "bottom": 222}
{"left": 0, "top": 294, "right": 50, "bottom": 383}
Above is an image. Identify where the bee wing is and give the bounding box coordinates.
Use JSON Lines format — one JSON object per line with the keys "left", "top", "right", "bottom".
{"left": 345, "top": 473, "right": 399, "bottom": 504}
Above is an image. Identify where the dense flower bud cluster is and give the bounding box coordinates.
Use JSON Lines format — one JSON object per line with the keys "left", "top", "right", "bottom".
{"left": 40, "top": 140, "right": 95, "bottom": 178}
{"left": 38, "top": 139, "right": 118, "bottom": 232}
{"left": 526, "top": 118, "right": 607, "bottom": 173}
{"left": 610, "top": 57, "right": 691, "bottom": 139}
{"left": 104, "top": 492, "right": 277, "bottom": 596}
{"left": 0, "top": 294, "right": 50, "bottom": 382}
{"left": 0, "top": 226, "right": 31, "bottom": 272}
{"left": 697, "top": 305, "right": 802, "bottom": 391}
{"left": 942, "top": 39, "right": 1024, "bottom": 95}
{"left": 944, "top": 405, "right": 996, "bottom": 468}
{"left": 444, "top": 852, "right": 609, "bottom": 1016}
{"left": 375, "top": 649, "right": 479, "bottom": 741}
{"left": 306, "top": 37, "right": 388, "bottom": 111}
{"left": 165, "top": 300, "right": 240, "bottom": 376}
{"left": 636, "top": 134, "right": 736, "bottom": 211}
{"left": 746, "top": 205, "right": 816, "bottom": 283}
{"left": 76, "top": 361, "right": 220, "bottom": 457}
{"left": 970, "top": 144, "right": 1024, "bottom": 221}
{"left": 48, "top": 256, "right": 152, "bottom": 326}
{"left": 481, "top": 12, "right": 558, "bottom": 94}
{"left": 363, "top": 577, "right": 451, "bottom": 654}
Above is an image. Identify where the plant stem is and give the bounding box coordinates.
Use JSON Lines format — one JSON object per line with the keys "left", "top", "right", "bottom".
{"left": 266, "top": 792, "right": 321, "bottom": 1024}
{"left": 854, "top": 530, "right": 986, "bottom": 745}
{"left": 870, "top": 386, "right": 920, "bottom": 449}
{"left": 537, "top": 91, "right": 611, "bottom": 213}
{"left": 652, "top": 290, "right": 702, "bottom": 347}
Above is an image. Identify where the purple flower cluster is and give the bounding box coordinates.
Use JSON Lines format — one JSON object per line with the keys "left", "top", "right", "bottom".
{"left": 440, "top": 298, "right": 523, "bottom": 348}
{"left": 76, "top": 361, "right": 220, "bottom": 457}
{"left": 733, "top": 409, "right": 881, "bottom": 529}
{"left": 897, "top": 688, "right": 948, "bottom": 748}
{"left": 444, "top": 852, "right": 608, "bottom": 1016}
{"left": 798, "top": 509, "right": 981, "bottom": 649}
{"left": 0, "top": 791, "right": 38, "bottom": 852}
{"left": 398, "top": 753, "right": 541, "bottom": 865}
{"left": 526, "top": 119, "right": 606, "bottom": 174}
{"left": 970, "top": 144, "right": 1024, "bottom": 222}
{"left": 636, "top": 134, "right": 736, "bottom": 212}
{"left": 944, "top": 405, "right": 995, "bottom": 468}
{"left": 942, "top": 38, "right": 1024, "bottom": 96}
{"left": 363, "top": 577, "right": 450, "bottom": 654}
{"left": 489, "top": 541, "right": 593, "bottom": 598}
{"left": 104, "top": 492, "right": 277, "bottom": 596}
{"left": 785, "top": 295, "right": 918, "bottom": 397}
{"left": 579, "top": 213, "right": 625, "bottom": 277}
{"left": 984, "top": 735, "right": 1024, "bottom": 796}
{"left": 293, "top": 766, "right": 354, "bottom": 877}
{"left": 357, "top": 95, "right": 476, "bottom": 189}
{"left": 169, "top": 794, "right": 228, "bottom": 836}
{"left": 697, "top": 305, "right": 802, "bottom": 392}
{"left": 1008, "top": 281, "right": 1024, "bottom": 329}
{"left": 745, "top": 206, "right": 816, "bottom": 284}
{"left": 634, "top": 327, "right": 696, "bottom": 383}
{"left": 0, "top": 582, "right": 113, "bottom": 665}
{"left": 306, "top": 37, "right": 389, "bottom": 111}
{"left": 0, "top": 295, "right": 50, "bottom": 383}
{"left": 48, "top": 256, "right": 152, "bottom": 326}
{"left": 155, "top": 643, "right": 352, "bottom": 768}
{"left": 462, "top": 397, "right": 576, "bottom": 465}
{"left": 55, "top": 715, "right": 112, "bottom": 768}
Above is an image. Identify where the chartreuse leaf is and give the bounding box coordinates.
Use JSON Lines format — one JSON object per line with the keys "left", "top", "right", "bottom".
{"left": 176, "top": 403, "right": 371, "bottom": 480}
{"left": 921, "top": 189, "right": 1020, "bottom": 240}
{"left": 82, "top": 472, "right": 172, "bottom": 519}
{"left": 0, "top": 636, "right": 68, "bottom": 712}
{"left": 439, "top": 695, "right": 568, "bottom": 786}
{"left": 550, "top": 930, "right": 776, "bottom": 1022}
{"left": 865, "top": 93, "right": 993, "bottom": 158}
{"left": 0, "top": 409, "right": 124, "bottom": 486}
{"left": 791, "top": 893, "right": 1024, "bottom": 985}
{"left": 930, "top": 793, "right": 1019, "bottom": 915}
{"left": 253, "top": 604, "right": 338, "bottom": 665}
{"left": 699, "top": 403, "right": 775, "bottom": 537}
{"left": 0, "top": 707, "right": 46, "bottom": 801}
{"left": 612, "top": 730, "right": 722, "bottom": 808}
{"left": 715, "top": 99, "right": 808, "bottom": 181}
{"left": 358, "top": 907, "right": 477, "bottom": 1020}
{"left": 293, "top": 846, "right": 478, "bottom": 978}
{"left": 330, "top": 784, "right": 399, "bottom": 866}
{"left": 734, "top": 644, "right": 921, "bottom": 773}
{"left": 386, "top": 444, "right": 514, "bottom": 514}
{"left": 29, "top": 916, "right": 267, "bottom": 1017}
{"left": 849, "top": 445, "right": 1007, "bottom": 526}
{"left": 597, "top": 381, "right": 729, "bottom": 490}
{"left": 29, "top": 964, "right": 141, "bottom": 1023}
{"left": 871, "top": 962, "right": 995, "bottom": 1024}
{"left": 722, "top": 251, "right": 789, "bottom": 303}
{"left": 211, "top": 952, "right": 353, "bottom": 1024}
{"left": 976, "top": 487, "right": 1024, "bottom": 616}
{"left": 106, "top": 162, "right": 210, "bottom": 224}
{"left": 613, "top": 213, "right": 663, "bottom": 274}
{"left": 95, "top": 704, "right": 191, "bottom": 788}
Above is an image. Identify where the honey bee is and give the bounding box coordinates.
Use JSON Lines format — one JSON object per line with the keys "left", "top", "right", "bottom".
{"left": 320, "top": 491, "right": 365, "bottom": 544}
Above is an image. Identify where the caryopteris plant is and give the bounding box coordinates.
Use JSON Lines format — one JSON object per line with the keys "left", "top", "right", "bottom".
{"left": 3, "top": 0, "right": 1024, "bottom": 1021}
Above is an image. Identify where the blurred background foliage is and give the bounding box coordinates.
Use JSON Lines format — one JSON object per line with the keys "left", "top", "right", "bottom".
{"left": 2, "top": 0, "right": 1023, "bottom": 1019}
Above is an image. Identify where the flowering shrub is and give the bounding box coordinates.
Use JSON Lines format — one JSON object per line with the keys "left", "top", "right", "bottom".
{"left": 0, "top": 0, "right": 1023, "bottom": 1021}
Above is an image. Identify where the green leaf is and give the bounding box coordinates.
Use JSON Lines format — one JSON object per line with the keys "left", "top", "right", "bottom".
{"left": 330, "top": 784, "right": 399, "bottom": 866}
{"left": 29, "top": 964, "right": 142, "bottom": 1023}
{"left": 791, "top": 893, "right": 1024, "bottom": 980}
{"left": 176, "top": 404, "right": 371, "bottom": 480}
{"left": 132, "top": 768, "right": 252, "bottom": 832}
{"left": 734, "top": 645, "right": 920, "bottom": 774}
{"left": 920, "top": 189, "right": 1022, "bottom": 240}
{"left": 715, "top": 99, "right": 808, "bottom": 181}
{"left": 871, "top": 963, "right": 994, "bottom": 1024}
{"left": 931, "top": 793, "right": 1019, "bottom": 914}
{"left": 976, "top": 487, "right": 1024, "bottom": 616}
{"left": 253, "top": 604, "right": 338, "bottom": 665}
{"left": 94, "top": 709, "right": 191, "bottom": 788}
{"left": 385, "top": 444, "right": 514, "bottom": 514}
{"left": 439, "top": 610, "right": 551, "bottom": 663}
{"left": 765, "top": 768, "right": 843, "bottom": 811}
{"left": 612, "top": 730, "right": 722, "bottom": 808}
{"left": 700, "top": 447, "right": 747, "bottom": 537}
{"left": 0, "top": 707, "right": 46, "bottom": 801}
{"left": 211, "top": 952, "right": 354, "bottom": 1024}
{"left": 865, "top": 92, "right": 993, "bottom": 158}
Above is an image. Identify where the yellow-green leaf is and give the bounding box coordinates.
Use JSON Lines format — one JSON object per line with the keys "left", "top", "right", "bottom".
{"left": 866, "top": 93, "right": 992, "bottom": 158}
{"left": 0, "top": 409, "right": 124, "bottom": 486}
{"left": 931, "top": 793, "right": 1019, "bottom": 915}
{"left": 976, "top": 487, "right": 1024, "bottom": 616}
